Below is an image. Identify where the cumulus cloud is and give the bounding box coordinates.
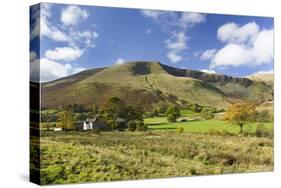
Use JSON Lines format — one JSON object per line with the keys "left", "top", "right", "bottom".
{"left": 45, "top": 47, "right": 84, "bottom": 62}
{"left": 69, "top": 30, "right": 99, "bottom": 47}
{"left": 217, "top": 22, "right": 259, "bottom": 44}
{"left": 251, "top": 69, "right": 273, "bottom": 75}
{"left": 180, "top": 12, "right": 206, "bottom": 29}
{"left": 210, "top": 22, "right": 273, "bottom": 69}
{"left": 115, "top": 58, "right": 126, "bottom": 65}
{"left": 165, "top": 32, "right": 188, "bottom": 63}
{"left": 200, "top": 69, "right": 216, "bottom": 74}
{"left": 167, "top": 51, "right": 182, "bottom": 63}
{"left": 200, "top": 49, "right": 217, "bottom": 60}
{"left": 30, "top": 58, "right": 85, "bottom": 82}
{"left": 31, "top": 3, "right": 98, "bottom": 48}
{"left": 39, "top": 4, "right": 70, "bottom": 42}
{"left": 140, "top": 10, "right": 166, "bottom": 19}
{"left": 61, "top": 5, "right": 89, "bottom": 26}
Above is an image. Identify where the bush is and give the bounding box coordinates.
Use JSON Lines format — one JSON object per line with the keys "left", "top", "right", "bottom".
{"left": 128, "top": 120, "right": 136, "bottom": 132}
{"left": 201, "top": 108, "right": 214, "bottom": 120}
{"left": 91, "top": 128, "right": 101, "bottom": 134}
{"left": 136, "top": 121, "right": 148, "bottom": 131}
{"left": 255, "top": 123, "right": 273, "bottom": 137}
{"left": 190, "top": 103, "right": 202, "bottom": 113}
{"left": 177, "top": 127, "right": 184, "bottom": 133}
{"left": 166, "top": 105, "right": 181, "bottom": 122}
{"left": 256, "top": 110, "right": 272, "bottom": 122}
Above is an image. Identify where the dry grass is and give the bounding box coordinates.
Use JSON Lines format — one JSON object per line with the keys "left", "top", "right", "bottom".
{"left": 39, "top": 131, "right": 273, "bottom": 185}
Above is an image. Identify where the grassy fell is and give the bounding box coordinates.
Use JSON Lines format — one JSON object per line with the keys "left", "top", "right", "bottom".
{"left": 39, "top": 131, "right": 273, "bottom": 185}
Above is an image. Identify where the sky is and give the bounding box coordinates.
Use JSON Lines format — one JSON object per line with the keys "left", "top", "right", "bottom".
{"left": 30, "top": 3, "right": 274, "bottom": 82}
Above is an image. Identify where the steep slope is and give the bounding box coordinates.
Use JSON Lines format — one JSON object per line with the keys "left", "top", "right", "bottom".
{"left": 247, "top": 73, "right": 274, "bottom": 88}
{"left": 41, "top": 61, "right": 273, "bottom": 110}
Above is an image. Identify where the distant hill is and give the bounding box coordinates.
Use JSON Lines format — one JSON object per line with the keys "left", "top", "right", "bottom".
{"left": 41, "top": 61, "right": 273, "bottom": 110}
{"left": 247, "top": 73, "right": 274, "bottom": 88}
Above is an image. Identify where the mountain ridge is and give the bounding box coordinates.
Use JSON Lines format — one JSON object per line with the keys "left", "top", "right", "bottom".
{"left": 41, "top": 61, "right": 273, "bottom": 110}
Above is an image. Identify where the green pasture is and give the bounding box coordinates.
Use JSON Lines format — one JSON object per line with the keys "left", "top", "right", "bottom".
{"left": 144, "top": 117, "right": 273, "bottom": 135}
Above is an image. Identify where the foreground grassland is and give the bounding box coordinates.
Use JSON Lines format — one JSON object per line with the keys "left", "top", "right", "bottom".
{"left": 40, "top": 131, "right": 273, "bottom": 185}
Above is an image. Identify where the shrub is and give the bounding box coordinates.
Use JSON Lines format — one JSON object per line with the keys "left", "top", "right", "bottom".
{"left": 177, "top": 127, "right": 184, "bottom": 133}
{"left": 201, "top": 108, "right": 214, "bottom": 120}
{"left": 256, "top": 110, "right": 272, "bottom": 122}
{"left": 128, "top": 120, "right": 136, "bottom": 132}
{"left": 91, "top": 128, "right": 101, "bottom": 134}
{"left": 255, "top": 123, "right": 273, "bottom": 137}
{"left": 190, "top": 103, "right": 202, "bottom": 113}
{"left": 136, "top": 121, "right": 148, "bottom": 131}
{"left": 166, "top": 105, "right": 181, "bottom": 122}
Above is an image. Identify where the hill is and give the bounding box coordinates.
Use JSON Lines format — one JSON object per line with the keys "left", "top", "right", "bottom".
{"left": 247, "top": 73, "right": 274, "bottom": 88}
{"left": 41, "top": 61, "right": 273, "bottom": 110}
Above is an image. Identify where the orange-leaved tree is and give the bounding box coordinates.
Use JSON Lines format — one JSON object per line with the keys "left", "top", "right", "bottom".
{"left": 224, "top": 102, "right": 257, "bottom": 133}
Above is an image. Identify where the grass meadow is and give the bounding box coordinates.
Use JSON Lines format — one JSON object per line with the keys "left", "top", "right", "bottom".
{"left": 37, "top": 108, "right": 274, "bottom": 185}
{"left": 39, "top": 130, "right": 273, "bottom": 185}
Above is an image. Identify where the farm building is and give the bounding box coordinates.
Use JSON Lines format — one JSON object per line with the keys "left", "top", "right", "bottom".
{"left": 76, "top": 116, "right": 110, "bottom": 131}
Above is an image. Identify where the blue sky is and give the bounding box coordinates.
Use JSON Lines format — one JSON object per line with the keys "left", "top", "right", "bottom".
{"left": 30, "top": 3, "right": 274, "bottom": 82}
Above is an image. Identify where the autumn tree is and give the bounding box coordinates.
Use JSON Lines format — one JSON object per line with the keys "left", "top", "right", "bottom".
{"left": 224, "top": 102, "right": 257, "bottom": 133}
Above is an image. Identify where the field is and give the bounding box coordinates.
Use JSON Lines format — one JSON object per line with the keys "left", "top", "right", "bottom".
{"left": 37, "top": 108, "right": 274, "bottom": 185}
{"left": 39, "top": 131, "right": 273, "bottom": 185}
{"left": 145, "top": 117, "right": 273, "bottom": 135}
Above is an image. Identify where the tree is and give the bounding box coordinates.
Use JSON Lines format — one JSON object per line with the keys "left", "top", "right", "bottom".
{"left": 128, "top": 120, "right": 136, "bottom": 132}
{"left": 57, "top": 110, "right": 74, "bottom": 130}
{"left": 190, "top": 103, "right": 202, "bottom": 113}
{"left": 256, "top": 110, "right": 272, "bottom": 122}
{"left": 201, "top": 108, "right": 214, "bottom": 120}
{"left": 224, "top": 102, "right": 257, "bottom": 133}
{"left": 136, "top": 120, "right": 147, "bottom": 131}
{"left": 92, "top": 104, "right": 99, "bottom": 114}
{"left": 102, "top": 97, "right": 144, "bottom": 130}
{"left": 166, "top": 105, "right": 181, "bottom": 122}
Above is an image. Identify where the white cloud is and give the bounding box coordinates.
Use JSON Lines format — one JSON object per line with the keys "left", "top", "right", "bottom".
{"left": 251, "top": 70, "right": 273, "bottom": 76}
{"left": 166, "top": 32, "right": 188, "bottom": 63}
{"left": 69, "top": 30, "right": 99, "bottom": 47}
{"left": 200, "top": 49, "right": 217, "bottom": 60}
{"left": 45, "top": 47, "right": 84, "bottom": 62}
{"left": 30, "top": 51, "right": 37, "bottom": 62}
{"left": 217, "top": 22, "right": 259, "bottom": 44}
{"left": 200, "top": 69, "right": 216, "bottom": 74}
{"left": 39, "top": 4, "right": 70, "bottom": 42}
{"left": 140, "top": 10, "right": 205, "bottom": 64}
{"left": 30, "top": 58, "right": 85, "bottom": 82}
{"left": 166, "top": 32, "right": 188, "bottom": 51}
{"left": 140, "top": 10, "right": 167, "bottom": 19}
{"left": 61, "top": 6, "right": 89, "bottom": 26}
{"left": 210, "top": 43, "right": 252, "bottom": 68}
{"left": 180, "top": 12, "right": 206, "bottom": 29}
{"left": 140, "top": 10, "right": 205, "bottom": 30}
{"left": 210, "top": 22, "right": 273, "bottom": 69}
{"left": 167, "top": 51, "right": 182, "bottom": 63}
{"left": 35, "top": 4, "right": 98, "bottom": 48}
{"left": 115, "top": 58, "right": 126, "bottom": 65}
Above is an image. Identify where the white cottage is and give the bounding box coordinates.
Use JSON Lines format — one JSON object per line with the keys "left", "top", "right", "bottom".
{"left": 83, "top": 118, "right": 94, "bottom": 130}
{"left": 79, "top": 117, "right": 109, "bottom": 131}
